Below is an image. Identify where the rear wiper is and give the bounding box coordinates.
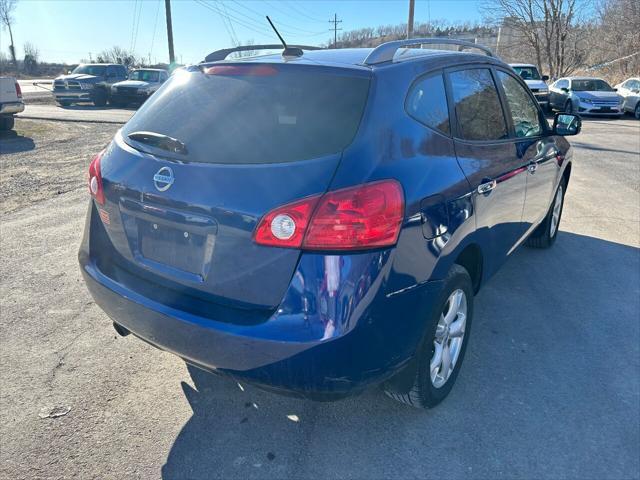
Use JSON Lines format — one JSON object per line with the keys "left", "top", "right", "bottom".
{"left": 127, "top": 131, "right": 188, "bottom": 155}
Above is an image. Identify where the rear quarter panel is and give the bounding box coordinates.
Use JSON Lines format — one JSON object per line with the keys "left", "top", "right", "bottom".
{"left": 330, "top": 60, "right": 477, "bottom": 296}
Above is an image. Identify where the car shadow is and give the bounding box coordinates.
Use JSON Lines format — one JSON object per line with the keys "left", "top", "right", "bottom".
{"left": 0, "top": 128, "right": 35, "bottom": 154}
{"left": 160, "top": 231, "right": 640, "bottom": 479}
{"left": 569, "top": 141, "right": 639, "bottom": 155}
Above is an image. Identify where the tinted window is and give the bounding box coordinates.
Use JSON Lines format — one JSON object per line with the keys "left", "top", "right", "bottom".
{"left": 130, "top": 70, "right": 160, "bottom": 82}
{"left": 122, "top": 65, "right": 370, "bottom": 164}
{"left": 72, "top": 64, "right": 106, "bottom": 76}
{"left": 497, "top": 71, "right": 542, "bottom": 138}
{"left": 449, "top": 68, "right": 507, "bottom": 141}
{"left": 406, "top": 72, "right": 450, "bottom": 134}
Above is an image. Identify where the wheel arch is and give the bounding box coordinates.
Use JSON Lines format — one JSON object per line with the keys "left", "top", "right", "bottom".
{"left": 562, "top": 161, "right": 572, "bottom": 189}
{"left": 453, "top": 243, "right": 483, "bottom": 294}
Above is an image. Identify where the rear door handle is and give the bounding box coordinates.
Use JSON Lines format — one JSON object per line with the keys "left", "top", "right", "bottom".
{"left": 477, "top": 179, "right": 497, "bottom": 195}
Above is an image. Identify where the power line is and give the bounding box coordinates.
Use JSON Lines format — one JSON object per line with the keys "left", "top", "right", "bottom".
{"left": 228, "top": 0, "right": 325, "bottom": 35}
{"left": 282, "top": 1, "right": 327, "bottom": 23}
{"left": 329, "top": 13, "right": 342, "bottom": 47}
{"left": 129, "top": 0, "right": 138, "bottom": 51}
{"left": 212, "top": 0, "right": 325, "bottom": 38}
{"left": 149, "top": 0, "right": 162, "bottom": 63}
{"left": 195, "top": 0, "right": 273, "bottom": 39}
{"left": 132, "top": 0, "right": 144, "bottom": 52}
{"left": 219, "top": 1, "right": 240, "bottom": 45}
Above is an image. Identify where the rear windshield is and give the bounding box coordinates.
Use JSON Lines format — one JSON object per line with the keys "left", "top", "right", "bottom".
{"left": 122, "top": 64, "right": 371, "bottom": 164}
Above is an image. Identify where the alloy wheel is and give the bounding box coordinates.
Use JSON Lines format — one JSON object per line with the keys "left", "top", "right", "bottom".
{"left": 430, "top": 289, "right": 467, "bottom": 388}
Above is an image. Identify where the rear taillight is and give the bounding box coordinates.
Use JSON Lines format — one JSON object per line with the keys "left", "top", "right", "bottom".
{"left": 14, "top": 82, "right": 22, "bottom": 98}
{"left": 88, "top": 150, "right": 105, "bottom": 205}
{"left": 254, "top": 180, "right": 404, "bottom": 251}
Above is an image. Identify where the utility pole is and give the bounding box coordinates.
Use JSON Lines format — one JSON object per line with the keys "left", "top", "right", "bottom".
{"left": 407, "top": 0, "right": 415, "bottom": 39}
{"left": 329, "top": 13, "right": 342, "bottom": 48}
{"left": 165, "top": 0, "right": 175, "bottom": 64}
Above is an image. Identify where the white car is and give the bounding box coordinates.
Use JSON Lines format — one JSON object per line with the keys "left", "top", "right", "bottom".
{"left": 0, "top": 77, "right": 25, "bottom": 131}
{"left": 614, "top": 77, "right": 640, "bottom": 119}
{"left": 110, "top": 68, "right": 169, "bottom": 107}
{"left": 509, "top": 63, "right": 550, "bottom": 111}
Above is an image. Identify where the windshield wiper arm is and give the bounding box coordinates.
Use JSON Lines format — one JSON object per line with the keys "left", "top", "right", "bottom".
{"left": 127, "top": 131, "right": 188, "bottom": 155}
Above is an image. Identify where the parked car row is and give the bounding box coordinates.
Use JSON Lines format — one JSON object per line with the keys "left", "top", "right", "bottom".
{"left": 509, "top": 63, "right": 639, "bottom": 120}
{"left": 52, "top": 63, "right": 168, "bottom": 108}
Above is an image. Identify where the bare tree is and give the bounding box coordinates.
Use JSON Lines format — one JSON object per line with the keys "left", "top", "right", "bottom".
{"left": 229, "top": 39, "right": 257, "bottom": 59}
{"left": 23, "top": 41, "right": 38, "bottom": 74}
{"left": 585, "top": 0, "right": 640, "bottom": 80}
{"left": 0, "top": 0, "right": 17, "bottom": 66}
{"left": 483, "top": 0, "right": 588, "bottom": 78}
{"left": 95, "top": 46, "right": 143, "bottom": 69}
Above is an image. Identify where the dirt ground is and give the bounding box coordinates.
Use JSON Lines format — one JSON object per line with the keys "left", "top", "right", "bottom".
{"left": 1, "top": 117, "right": 638, "bottom": 480}
{"left": 0, "top": 120, "right": 119, "bottom": 215}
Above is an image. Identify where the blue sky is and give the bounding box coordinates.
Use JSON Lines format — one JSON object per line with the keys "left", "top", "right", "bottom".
{"left": 8, "top": 0, "right": 483, "bottom": 64}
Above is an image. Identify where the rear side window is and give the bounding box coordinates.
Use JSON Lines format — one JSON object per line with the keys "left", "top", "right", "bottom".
{"left": 405, "top": 72, "right": 450, "bottom": 135}
{"left": 449, "top": 68, "right": 507, "bottom": 141}
{"left": 122, "top": 65, "right": 370, "bottom": 164}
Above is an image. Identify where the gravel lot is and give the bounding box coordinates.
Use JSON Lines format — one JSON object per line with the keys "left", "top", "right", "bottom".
{"left": 0, "top": 120, "right": 119, "bottom": 214}
{"left": 1, "top": 116, "right": 639, "bottom": 480}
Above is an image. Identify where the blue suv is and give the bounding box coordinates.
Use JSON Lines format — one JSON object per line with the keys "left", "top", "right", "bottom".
{"left": 79, "top": 39, "right": 580, "bottom": 408}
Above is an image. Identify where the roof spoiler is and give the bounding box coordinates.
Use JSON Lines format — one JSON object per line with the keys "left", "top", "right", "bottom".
{"left": 363, "top": 38, "right": 495, "bottom": 65}
{"left": 204, "top": 45, "right": 323, "bottom": 63}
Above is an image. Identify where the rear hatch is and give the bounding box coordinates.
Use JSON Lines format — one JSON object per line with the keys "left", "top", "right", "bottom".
{"left": 98, "top": 63, "right": 370, "bottom": 309}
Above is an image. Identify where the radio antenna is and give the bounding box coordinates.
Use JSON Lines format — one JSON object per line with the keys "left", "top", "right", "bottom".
{"left": 266, "top": 16, "right": 304, "bottom": 57}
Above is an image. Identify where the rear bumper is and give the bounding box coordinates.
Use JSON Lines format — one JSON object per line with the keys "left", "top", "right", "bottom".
{"left": 110, "top": 91, "right": 148, "bottom": 104}
{"left": 0, "top": 101, "right": 25, "bottom": 114}
{"left": 79, "top": 202, "right": 443, "bottom": 399}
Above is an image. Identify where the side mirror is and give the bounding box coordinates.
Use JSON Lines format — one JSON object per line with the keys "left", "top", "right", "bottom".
{"left": 542, "top": 75, "right": 549, "bottom": 81}
{"left": 632, "top": 89, "right": 640, "bottom": 94}
{"left": 561, "top": 87, "right": 569, "bottom": 93}
{"left": 553, "top": 113, "right": 581, "bottom": 136}
{"left": 613, "top": 87, "right": 618, "bottom": 92}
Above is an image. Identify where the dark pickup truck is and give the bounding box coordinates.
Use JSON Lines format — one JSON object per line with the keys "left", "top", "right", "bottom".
{"left": 53, "top": 64, "right": 127, "bottom": 107}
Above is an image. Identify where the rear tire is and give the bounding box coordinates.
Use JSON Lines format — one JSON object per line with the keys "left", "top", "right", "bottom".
{"left": 0, "top": 115, "right": 15, "bottom": 131}
{"left": 93, "top": 90, "right": 108, "bottom": 107}
{"left": 385, "top": 264, "right": 473, "bottom": 409}
{"left": 526, "top": 180, "right": 566, "bottom": 249}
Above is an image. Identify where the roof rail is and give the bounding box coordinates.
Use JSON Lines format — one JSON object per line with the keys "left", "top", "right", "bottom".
{"left": 204, "top": 44, "right": 323, "bottom": 63}
{"left": 363, "top": 38, "right": 494, "bottom": 65}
